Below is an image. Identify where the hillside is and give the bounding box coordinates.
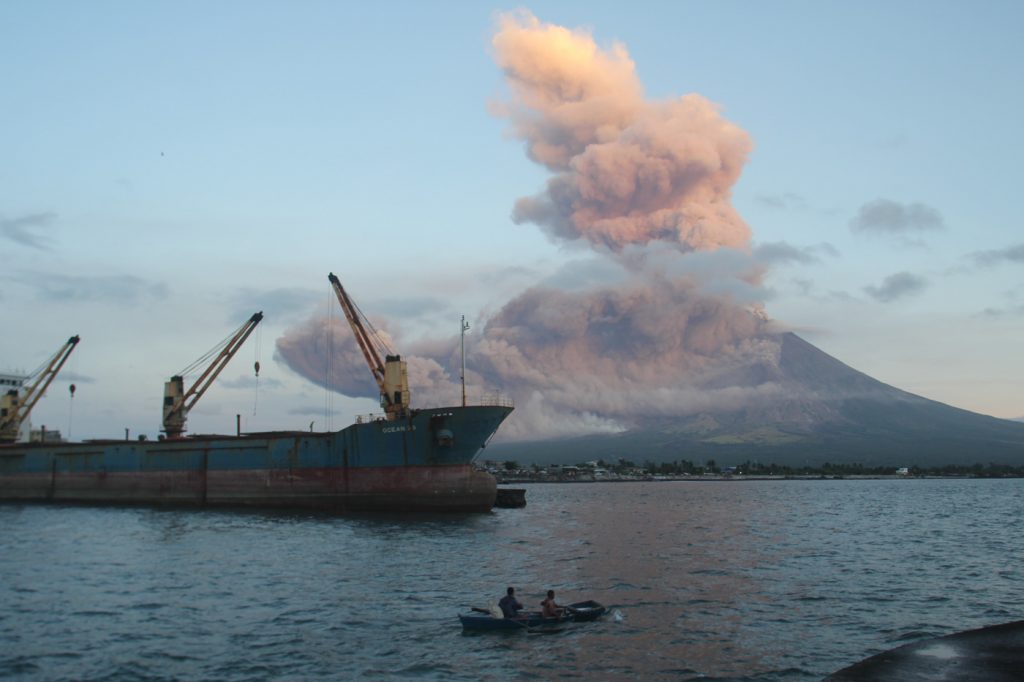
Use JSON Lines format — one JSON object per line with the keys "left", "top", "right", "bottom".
{"left": 487, "top": 333, "right": 1024, "bottom": 467}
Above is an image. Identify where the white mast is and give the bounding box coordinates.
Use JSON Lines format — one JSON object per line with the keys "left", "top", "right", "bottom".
{"left": 460, "top": 315, "right": 470, "bottom": 407}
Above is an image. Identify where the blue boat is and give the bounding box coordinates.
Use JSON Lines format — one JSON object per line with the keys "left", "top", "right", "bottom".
{"left": 0, "top": 405, "right": 513, "bottom": 512}
{"left": 458, "top": 600, "right": 606, "bottom": 631}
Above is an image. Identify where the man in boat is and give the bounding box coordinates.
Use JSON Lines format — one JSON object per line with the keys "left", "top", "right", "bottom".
{"left": 498, "top": 586, "right": 523, "bottom": 618}
{"left": 540, "top": 590, "right": 564, "bottom": 618}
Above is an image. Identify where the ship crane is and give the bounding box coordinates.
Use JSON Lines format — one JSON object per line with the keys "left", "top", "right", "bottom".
{"left": 328, "top": 273, "right": 409, "bottom": 421}
{"left": 0, "top": 335, "right": 80, "bottom": 443}
{"left": 162, "top": 312, "right": 263, "bottom": 439}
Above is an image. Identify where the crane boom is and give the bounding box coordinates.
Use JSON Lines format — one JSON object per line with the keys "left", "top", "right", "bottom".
{"left": 328, "top": 273, "right": 409, "bottom": 421}
{"left": 162, "top": 312, "right": 263, "bottom": 439}
{"left": 329, "top": 273, "right": 387, "bottom": 394}
{"left": 0, "top": 335, "right": 80, "bottom": 443}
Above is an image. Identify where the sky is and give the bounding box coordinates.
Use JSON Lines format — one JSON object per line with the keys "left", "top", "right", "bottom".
{"left": 2, "top": 0, "right": 1022, "bottom": 442}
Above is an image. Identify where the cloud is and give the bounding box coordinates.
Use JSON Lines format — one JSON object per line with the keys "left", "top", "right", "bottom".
{"left": 968, "top": 243, "right": 1024, "bottom": 267}
{"left": 288, "top": 405, "right": 331, "bottom": 418}
{"left": 230, "top": 287, "right": 320, "bottom": 324}
{"left": 755, "top": 193, "right": 806, "bottom": 211}
{"left": 9, "top": 271, "right": 169, "bottom": 303}
{"left": 492, "top": 10, "right": 753, "bottom": 253}
{"left": 864, "top": 271, "right": 928, "bottom": 302}
{"left": 371, "top": 295, "right": 452, "bottom": 321}
{"left": 978, "top": 305, "right": 1024, "bottom": 318}
{"left": 53, "top": 371, "right": 96, "bottom": 384}
{"left": 219, "top": 375, "right": 284, "bottom": 390}
{"left": 976, "top": 288, "right": 1024, "bottom": 317}
{"left": 754, "top": 241, "right": 838, "bottom": 267}
{"left": 1, "top": 212, "right": 56, "bottom": 250}
{"left": 850, "top": 199, "right": 944, "bottom": 234}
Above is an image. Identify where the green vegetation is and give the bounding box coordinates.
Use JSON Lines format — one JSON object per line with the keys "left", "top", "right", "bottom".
{"left": 489, "top": 457, "right": 1024, "bottom": 482}
{"left": 638, "top": 460, "right": 1024, "bottom": 478}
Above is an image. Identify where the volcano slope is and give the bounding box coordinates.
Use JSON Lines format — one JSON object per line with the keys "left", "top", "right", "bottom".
{"left": 489, "top": 333, "right": 1024, "bottom": 468}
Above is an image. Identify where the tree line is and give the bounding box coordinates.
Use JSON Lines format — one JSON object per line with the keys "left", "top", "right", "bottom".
{"left": 499, "top": 459, "right": 1024, "bottom": 478}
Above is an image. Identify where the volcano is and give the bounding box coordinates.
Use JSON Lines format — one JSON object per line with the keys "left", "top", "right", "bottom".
{"left": 488, "top": 333, "right": 1024, "bottom": 468}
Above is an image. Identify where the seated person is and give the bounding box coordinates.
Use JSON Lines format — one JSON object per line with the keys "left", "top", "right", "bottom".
{"left": 498, "top": 586, "right": 523, "bottom": 618}
{"left": 540, "top": 589, "right": 563, "bottom": 618}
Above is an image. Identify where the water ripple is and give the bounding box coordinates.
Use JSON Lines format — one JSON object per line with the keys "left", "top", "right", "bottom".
{"left": 2, "top": 479, "right": 1023, "bottom": 680}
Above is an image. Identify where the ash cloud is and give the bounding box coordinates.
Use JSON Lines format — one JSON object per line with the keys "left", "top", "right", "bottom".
{"left": 276, "top": 315, "right": 384, "bottom": 398}
{"left": 274, "top": 11, "right": 794, "bottom": 440}
{"left": 446, "top": 271, "right": 780, "bottom": 437}
{"left": 492, "top": 10, "right": 753, "bottom": 253}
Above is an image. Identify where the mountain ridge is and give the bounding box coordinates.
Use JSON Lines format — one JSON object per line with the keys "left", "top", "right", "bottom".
{"left": 488, "top": 333, "right": 1024, "bottom": 467}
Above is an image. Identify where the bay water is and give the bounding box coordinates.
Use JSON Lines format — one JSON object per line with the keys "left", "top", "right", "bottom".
{"left": 1, "top": 478, "right": 1022, "bottom": 680}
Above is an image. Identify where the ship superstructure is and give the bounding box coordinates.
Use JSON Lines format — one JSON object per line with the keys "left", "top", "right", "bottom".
{"left": 0, "top": 336, "right": 79, "bottom": 444}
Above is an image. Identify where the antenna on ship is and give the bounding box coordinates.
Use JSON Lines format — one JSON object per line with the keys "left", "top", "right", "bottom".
{"left": 460, "top": 315, "right": 470, "bottom": 407}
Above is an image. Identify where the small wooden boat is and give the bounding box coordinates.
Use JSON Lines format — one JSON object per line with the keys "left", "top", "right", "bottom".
{"left": 458, "top": 601, "right": 606, "bottom": 631}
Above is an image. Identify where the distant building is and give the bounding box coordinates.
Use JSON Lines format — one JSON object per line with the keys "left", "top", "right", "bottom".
{"left": 30, "top": 427, "right": 64, "bottom": 443}
{"left": 896, "top": 467, "right": 910, "bottom": 476}
{"left": 0, "top": 373, "right": 25, "bottom": 391}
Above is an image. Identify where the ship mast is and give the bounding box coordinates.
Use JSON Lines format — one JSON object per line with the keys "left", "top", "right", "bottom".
{"left": 460, "top": 315, "right": 469, "bottom": 407}
{"left": 162, "top": 312, "right": 263, "bottom": 439}
{"left": 328, "top": 273, "right": 409, "bottom": 421}
{"left": 0, "top": 335, "right": 80, "bottom": 443}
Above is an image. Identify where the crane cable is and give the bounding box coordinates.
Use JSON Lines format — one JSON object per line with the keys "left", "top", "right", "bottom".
{"left": 325, "top": 287, "right": 334, "bottom": 432}
{"left": 252, "top": 323, "right": 262, "bottom": 417}
{"left": 348, "top": 294, "right": 395, "bottom": 358}
{"left": 176, "top": 321, "right": 250, "bottom": 377}
{"left": 67, "top": 348, "right": 78, "bottom": 441}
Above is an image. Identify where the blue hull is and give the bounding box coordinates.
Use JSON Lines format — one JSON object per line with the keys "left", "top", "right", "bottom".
{"left": 0, "top": 405, "right": 512, "bottom": 512}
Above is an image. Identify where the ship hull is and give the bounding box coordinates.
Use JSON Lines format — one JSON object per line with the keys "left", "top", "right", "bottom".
{"left": 0, "top": 405, "right": 511, "bottom": 513}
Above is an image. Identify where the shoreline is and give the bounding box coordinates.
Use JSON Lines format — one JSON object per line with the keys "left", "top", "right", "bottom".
{"left": 494, "top": 473, "right": 1018, "bottom": 484}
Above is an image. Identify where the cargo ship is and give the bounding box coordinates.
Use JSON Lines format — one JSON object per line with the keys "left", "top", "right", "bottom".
{"left": 0, "top": 274, "right": 513, "bottom": 513}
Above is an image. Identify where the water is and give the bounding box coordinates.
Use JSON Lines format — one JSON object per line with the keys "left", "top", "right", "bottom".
{"left": 1, "top": 479, "right": 1022, "bottom": 680}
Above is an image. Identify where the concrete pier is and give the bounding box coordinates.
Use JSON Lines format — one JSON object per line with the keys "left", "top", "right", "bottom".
{"left": 494, "top": 487, "right": 526, "bottom": 508}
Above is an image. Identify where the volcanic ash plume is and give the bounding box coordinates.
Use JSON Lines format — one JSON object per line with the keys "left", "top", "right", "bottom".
{"left": 492, "top": 10, "right": 753, "bottom": 253}
{"left": 276, "top": 315, "right": 385, "bottom": 398}
{"left": 275, "top": 12, "right": 781, "bottom": 440}
{"left": 452, "top": 273, "right": 780, "bottom": 438}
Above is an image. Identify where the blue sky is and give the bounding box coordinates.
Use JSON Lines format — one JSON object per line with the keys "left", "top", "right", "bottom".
{"left": 2, "top": 1, "right": 1022, "bottom": 439}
